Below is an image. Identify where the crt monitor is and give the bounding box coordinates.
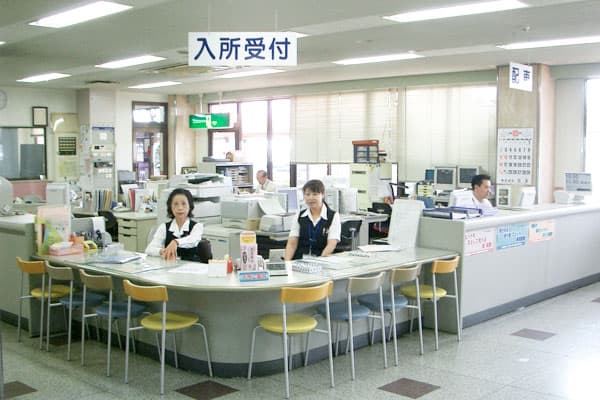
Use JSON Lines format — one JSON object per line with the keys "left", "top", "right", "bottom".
{"left": 457, "top": 166, "right": 480, "bottom": 189}
{"left": 434, "top": 166, "right": 457, "bottom": 192}
{"left": 565, "top": 172, "right": 592, "bottom": 202}
{"left": 448, "top": 189, "right": 474, "bottom": 208}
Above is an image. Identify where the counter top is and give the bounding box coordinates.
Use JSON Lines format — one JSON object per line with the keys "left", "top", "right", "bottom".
{"left": 42, "top": 246, "right": 457, "bottom": 292}
{"left": 113, "top": 211, "right": 158, "bottom": 220}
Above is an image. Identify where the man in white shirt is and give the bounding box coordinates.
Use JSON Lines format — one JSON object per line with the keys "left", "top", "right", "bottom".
{"left": 471, "top": 174, "right": 497, "bottom": 215}
{"left": 256, "top": 169, "right": 276, "bottom": 192}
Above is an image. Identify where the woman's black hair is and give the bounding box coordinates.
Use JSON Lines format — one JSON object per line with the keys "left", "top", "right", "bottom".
{"left": 166, "top": 188, "right": 194, "bottom": 219}
{"left": 302, "top": 179, "right": 325, "bottom": 194}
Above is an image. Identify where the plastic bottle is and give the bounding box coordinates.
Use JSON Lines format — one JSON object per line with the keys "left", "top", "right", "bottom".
{"left": 225, "top": 254, "right": 233, "bottom": 274}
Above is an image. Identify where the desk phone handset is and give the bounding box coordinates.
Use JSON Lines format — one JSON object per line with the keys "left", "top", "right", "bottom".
{"left": 83, "top": 240, "right": 98, "bottom": 251}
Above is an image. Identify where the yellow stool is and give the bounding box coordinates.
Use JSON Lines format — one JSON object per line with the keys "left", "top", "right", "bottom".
{"left": 247, "top": 281, "right": 335, "bottom": 399}
{"left": 122, "top": 279, "right": 212, "bottom": 396}
{"left": 400, "top": 256, "right": 461, "bottom": 351}
{"left": 16, "top": 257, "right": 69, "bottom": 349}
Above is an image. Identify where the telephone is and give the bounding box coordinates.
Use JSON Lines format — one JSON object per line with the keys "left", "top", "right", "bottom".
{"left": 83, "top": 240, "right": 98, "bottom": 251}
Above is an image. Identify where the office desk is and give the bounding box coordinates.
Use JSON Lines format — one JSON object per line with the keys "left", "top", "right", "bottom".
{"left": 41, "top": 246, "right": 456, "bottom": 376}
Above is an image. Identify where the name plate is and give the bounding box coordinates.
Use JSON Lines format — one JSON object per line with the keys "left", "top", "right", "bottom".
{"left": 238, "top": 270, "right": 269, "bottom": 282}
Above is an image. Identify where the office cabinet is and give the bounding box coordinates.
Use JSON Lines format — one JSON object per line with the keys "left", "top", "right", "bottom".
{"left": 352, "top": 140, "right": 379, "bottom": 163}
{"left": 116, "top": 213, "right": 157, "bottom": 252}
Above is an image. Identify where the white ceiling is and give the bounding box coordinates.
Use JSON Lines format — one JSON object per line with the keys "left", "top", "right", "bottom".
{"left": 2, "top": 0, "right": 600, "bottom": 95}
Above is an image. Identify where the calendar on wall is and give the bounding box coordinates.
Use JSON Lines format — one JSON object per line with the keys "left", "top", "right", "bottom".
{"left": 496, "top": 128, "right": 533, "bottom": 185}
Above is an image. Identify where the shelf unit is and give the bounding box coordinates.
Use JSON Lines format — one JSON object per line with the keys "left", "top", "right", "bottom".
{"left": 352, "top": 140, "right": 379, "bottom": 163}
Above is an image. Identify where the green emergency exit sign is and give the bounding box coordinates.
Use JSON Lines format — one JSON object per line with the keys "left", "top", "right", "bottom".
{"left": 189, "top": 113, "right": 230, "bottom": 129}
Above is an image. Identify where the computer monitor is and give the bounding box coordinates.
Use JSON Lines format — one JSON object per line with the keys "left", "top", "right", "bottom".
{"left": 565, "top": 172, "right": 592, "bottom": 203}
{"left": 457, "top": 166, "right": 480, "bottom": 189}
{"left": 46, "top": 182, "right": 70, "bottom": 207}
{"left": 424, "top": 168, "right": 435, "bottom": 181}
{"left": 276, "top": 187, "right": 303, "bottom": 213}
{"left": 496, "top": 185, "right": 536, "bottom": 209}
{"left": 434, "top": 166, "right": 457, "bottom": 192}
{"left": 448, "top": 189, "right": 474, "bottom": 208}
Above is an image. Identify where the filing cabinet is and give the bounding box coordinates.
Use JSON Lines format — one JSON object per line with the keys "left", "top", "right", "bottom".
{"left": 116, "top": 212, "right": 157, "bottom": 252}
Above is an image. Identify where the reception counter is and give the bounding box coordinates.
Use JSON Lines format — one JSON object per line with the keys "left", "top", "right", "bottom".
{"left": 418, "top": 202, "right": 600, "bottom": 332}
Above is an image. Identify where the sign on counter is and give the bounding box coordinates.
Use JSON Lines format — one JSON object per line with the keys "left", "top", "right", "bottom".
{"left": 496, "top": 223, "right": 528, "bottom": 250}
{"left": 529, "top": 220, "right": 555, "bottom": 242}
{"left": 464, "top": 228, "right": 495, "bottom": 256}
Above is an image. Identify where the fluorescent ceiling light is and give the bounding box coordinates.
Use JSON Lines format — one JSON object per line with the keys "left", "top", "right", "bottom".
{"left": 333, "top": 53, "right": 423, "bottom": 65}
{"left": 128, "top": 81, "right": 182, "bottom": 89}
{"left": 384, "top": 0, "right": 527, "bottom": 23}
{"left": 17, "top": 73, "right": 70, "bottom": 83}
{"left": 289, "top": 31, "right": 309, "bottom": 38}
{"left": 29, "top": 1, "right": 131, "bottom": 28}
{"left": 96, "top": 55, "right": 166, "bottom": 69}
{"left": 0, "top": 41, "right": 5, "bottom": 46}
{"left": 216, "top": 69, "right": 284, "bottom": 79}
{"left": 498, "top": 35, "right": 600, "bottom": 50}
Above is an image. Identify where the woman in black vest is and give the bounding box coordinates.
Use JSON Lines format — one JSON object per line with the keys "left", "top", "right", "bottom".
{"left": 145, "top": 188, "right": 203, "bottom": 260}
{"left": 284, "top": 179, "right": 341, "bottom": 260}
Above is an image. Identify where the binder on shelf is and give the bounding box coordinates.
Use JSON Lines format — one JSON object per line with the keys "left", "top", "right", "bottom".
{"left": 422, "top": 206, "right": 482, "bottom": 220}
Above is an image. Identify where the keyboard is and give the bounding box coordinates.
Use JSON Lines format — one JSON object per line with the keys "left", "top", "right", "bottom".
{"left": 291, "top": 260, "right": 322, "bottom": 274}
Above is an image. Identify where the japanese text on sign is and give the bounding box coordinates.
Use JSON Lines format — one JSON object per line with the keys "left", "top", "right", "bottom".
{"left": 496, "top": 223, "right": 528, "bottom": 250}
{"left": 188, "top": 32, "right": 297, "bottom": 66}
{"left": 509, "top": 62, "right": 533, "bottom": 92}
{"left": 464, "top": 228, "right": 495, "bottom": 256}
{"left": 529, "top": 220, "right": 555, "bottom": 242}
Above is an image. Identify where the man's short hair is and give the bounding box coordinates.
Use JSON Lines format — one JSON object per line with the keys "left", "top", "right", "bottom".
{"left": 256, "top": 170, "right": 267, "bottom": 178}
{"left": 471, "top": 174, "right": 492, "bottom": 189}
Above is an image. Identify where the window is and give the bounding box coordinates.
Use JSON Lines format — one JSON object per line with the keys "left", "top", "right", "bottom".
{"left": 208, "top": 103, "right": 239, "bottom": 159}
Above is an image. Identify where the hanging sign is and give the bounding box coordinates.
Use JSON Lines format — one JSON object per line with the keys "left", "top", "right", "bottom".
{"left": 509, "top": 62, "right": 533, "bottom": 92}
{"left": 189, "top": 113, "right": 230, "bottom": 129}
{"left": 188, "top": 32, "right": 297, "bottom": 66}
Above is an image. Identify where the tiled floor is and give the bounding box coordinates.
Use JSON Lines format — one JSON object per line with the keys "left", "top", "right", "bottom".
{"left": 2, "top": 281, "right": 600, "bottom": 399}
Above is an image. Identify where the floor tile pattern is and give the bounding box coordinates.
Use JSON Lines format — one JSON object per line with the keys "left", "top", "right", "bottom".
{"left": 379, "top": 377, "right": 440, "bottom": 398}
{"left": 510, "top": 328, "right": 556, "bottom": 341}
{"left": 176, "top": 380, "right": 238, "bottom": 400}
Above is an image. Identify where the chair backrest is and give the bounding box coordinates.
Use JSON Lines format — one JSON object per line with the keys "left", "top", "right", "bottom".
{"left": 45, "top": 264, "right": 74, "bottom": 281}
{"left": 79, "top": 270, "right": 113, "bottom": 291}
{"left": 431, "top": 256, "right": 460, "bottom": 274}
{"left": 196, "top": 239, "right": 212, "bottom": 263}
{"left": 123, "top": 279, "right": 168, "bottom": 302}
{"left": 390, "top": 264, "right": 422, "bottom": 284}
{"left": 416, "top": 196, "right": 434, "bottom": 208}
{"left": 97, "top": 210, "right": 118, "bottom": 239}
{"left": 280, "top": 281, "right": 333, "bottom": 304}
{"left": 16, "top": 257, "right": 46, "bottom": 275}
{"left": 336, "top": 219, "right": 363, "bottom": 252}
{"left": 347, "top": 271, "right": 385, "bottom": 295}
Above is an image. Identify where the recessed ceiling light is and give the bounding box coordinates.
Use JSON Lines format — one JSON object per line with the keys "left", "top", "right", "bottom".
{"left": 216, "top": 69, "right": 284, "bottom": 79}
{"left": 17, "top": 73, "right": 71, "bottom": 83}
{"left": 29, "top": 1, "right": 132, "bottom": 28}
{"left": 333, "top": 53, "right": 423, "bottom": 65}
{"left": 96, "top": 55, "right": 166, "bottom": 69}
{"left": 128, "top": 81, "right": 182, "bottom": 89}
{"left": 498, "top": 35, "right": 600, "bottom": 50}
{"left": 384, "top": 0, "right": 528, "bottom": 23}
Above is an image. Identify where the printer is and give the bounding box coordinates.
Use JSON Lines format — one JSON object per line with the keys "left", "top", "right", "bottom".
{"left": 158, "top": 173, "right": 233, "bottom": 224}
{"left": 221, "top": 194, "right": 293, "bottom": 232}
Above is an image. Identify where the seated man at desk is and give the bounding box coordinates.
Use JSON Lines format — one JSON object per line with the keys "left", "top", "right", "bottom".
{"left": 145, "top": 188, "right": 204, "bottom": 260}
{"left": 284, "top": 179, "right": 341, "bottom": 260}
{"left": 470, "top": 174, "right": 497, "bottom": 216}
{"left": 256, "top": 170, "right": 276, "bottom": 192}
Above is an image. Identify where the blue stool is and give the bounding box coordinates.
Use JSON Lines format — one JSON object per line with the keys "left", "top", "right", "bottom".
{"left": 357, "top": 292, "right": 408, "bottom": 343}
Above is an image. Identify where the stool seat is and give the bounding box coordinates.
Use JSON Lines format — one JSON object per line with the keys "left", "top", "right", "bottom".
{"left": 31, "top": 284, "right": 70, "bottom": 300}
{"left": 259, "top": 313, "right": 318, "bottom": 334}
{"left": 59, "top": 291, "right": 105, "bottom": 308}
{"left": 357, "top": 293, "right": 408, "bottom": 311}
{"left": 317, "top": 301, "right": 371, "bottom": 321}
{"left": 141, "top": 312, "right": 199, "bottom": 331}
{"left": 96, "top": 301, "right": 145, "bottom": 319}
{"left": 401, "top": 284, "right": 447, "bottom": 299}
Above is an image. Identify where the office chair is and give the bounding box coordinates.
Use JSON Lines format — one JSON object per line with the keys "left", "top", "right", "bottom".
{"left": 335, "top": 220, "right": 363, "bottom": 253}
{"left": 97, "top": 210, "right": 118, "bottom": 240}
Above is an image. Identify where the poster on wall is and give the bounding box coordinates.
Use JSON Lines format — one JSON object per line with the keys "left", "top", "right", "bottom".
{"left": 464, "top": 228, "right": 495, "bottom": 256}
{"left": 529, "top": 220, "right": 555, "bottom": 242}
{"left": 496, "top": 223, "right": 528, "bottom": 250}
{"left": 497, "top": 127, "right": 533, "bottom": 185}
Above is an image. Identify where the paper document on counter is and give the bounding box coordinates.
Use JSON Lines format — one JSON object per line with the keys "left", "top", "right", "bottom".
{"left": 168, "top": 263, "right": 209, "bottom": 274}
{"left": 358, "top": 244, "right": 402, "bottom": 252}
{"left": 387, "top": 199, "right": 423, "bottom": 249}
